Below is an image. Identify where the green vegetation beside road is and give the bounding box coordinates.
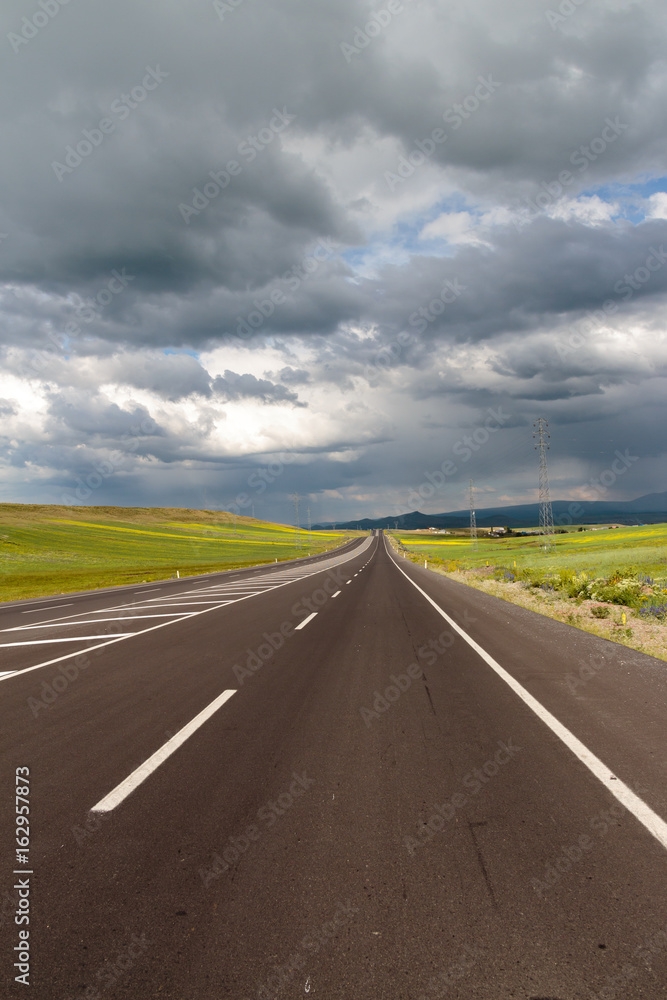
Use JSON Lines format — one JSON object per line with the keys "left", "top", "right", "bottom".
{"left": 0, "top": 504, "right": 355, "bottom": 602}
{"left": 391, "top": 524, "right": 667, "bottom": 652}
{"left": 393, "top": 524, "right": 667, "bottom": 596}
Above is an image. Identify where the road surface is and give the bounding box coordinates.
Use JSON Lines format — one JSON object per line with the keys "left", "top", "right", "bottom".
{"left": 1, "top": 532, "right": 666, "bottom": 999}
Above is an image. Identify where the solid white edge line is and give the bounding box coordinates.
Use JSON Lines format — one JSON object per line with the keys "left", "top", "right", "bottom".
{"left": 90, "top": 689, "right": 237, "bottom": 813}
{"left": 0, "top": 537, "right": 373, "bottom": 684}
{"left": 0, "top": 635, "right": 136, "bottom": 646}
{"left": 21, "top": 604, "right": 74, "bottom": 614}
{"left": 3, "top": 615, "right": 200, "bottom": 632}
{"left": 387, "top": 538, "right": 667, "bottom": 852}
{"left": 148, "top": 598, "right": 238, "bottom": 605}
{"left": 295, "top": 612, "right": 318, "bottom": 630}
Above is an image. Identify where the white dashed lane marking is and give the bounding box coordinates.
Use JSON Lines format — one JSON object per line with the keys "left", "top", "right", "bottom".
{"left": 90, "top": 689, "right": 237, "bottom": 813}
{"left": 295, "top": 613, "right": 318, "bottom": 630}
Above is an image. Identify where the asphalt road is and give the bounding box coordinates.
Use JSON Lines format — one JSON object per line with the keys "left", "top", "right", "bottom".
{"left": 1, "top": 532, "right": 666, "bottom": 999}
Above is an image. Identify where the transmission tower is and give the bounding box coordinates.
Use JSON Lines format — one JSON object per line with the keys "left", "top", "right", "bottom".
{"left": 307, "top": 506, "right": 311, "bottom": 534}
{"left": 291, "top": 493, "right": 300, "bottom": 550}
{"left": 469, "top": 479, "right": 478, "bottom": 549}
{"left": 533, "top": 417, "right": 555, "bottom": 552}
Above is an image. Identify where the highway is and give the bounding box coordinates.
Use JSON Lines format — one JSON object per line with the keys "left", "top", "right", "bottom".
{"left": 1, "top": 532, "right": 666, "bottom": 999}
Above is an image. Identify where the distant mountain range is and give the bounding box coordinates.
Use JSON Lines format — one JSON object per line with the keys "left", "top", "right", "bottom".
{"left": 314, "top": 491, "right": 667, "bottom": 530}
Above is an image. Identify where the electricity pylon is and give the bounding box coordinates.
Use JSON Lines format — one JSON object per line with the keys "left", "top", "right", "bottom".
{"left": 291, "top": 493, "right": 300, "bottom": 550}
{"left": 533, "top": 417, "right": 555, "bottom": 552}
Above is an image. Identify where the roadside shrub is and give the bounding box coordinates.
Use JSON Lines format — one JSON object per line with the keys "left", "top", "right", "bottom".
{"left": 590, "top": 578, "right": 644, "bottom": 607}
{"left": 608, "top": 566, "right": 639, "bottom": 583}
{"left": 591, "top": 606, "right": 611, "bottom": 619}
{"left": 565, "top": 572, "right": 592, "bottom": 598}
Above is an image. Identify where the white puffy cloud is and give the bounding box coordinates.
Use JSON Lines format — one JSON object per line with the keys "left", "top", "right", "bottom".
{"left": 1, "top": 0, "right": 666, "bottom": 518}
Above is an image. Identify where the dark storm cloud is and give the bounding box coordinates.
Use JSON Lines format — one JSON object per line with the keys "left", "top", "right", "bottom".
{"left": 211, "top": 370, "right": 304, "bottom": 405}
{"left": 1, "top": 0, "right": 666, "bottom": 516}
{"left": 2, "top": 0, "right": 666, "bottom": 315}
{"left": 272, "top": 367, "right": 311, "bottom": 385}
{"left": 46, "top": 392, "right": 163, "bottom": 441}
{"left": 101, "top": 352, "right": 213, "bottom": 401}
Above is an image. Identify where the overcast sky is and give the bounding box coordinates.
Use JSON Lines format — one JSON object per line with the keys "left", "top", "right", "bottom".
{"left": 1, "top": 0, "right": 666, "bottom": 524}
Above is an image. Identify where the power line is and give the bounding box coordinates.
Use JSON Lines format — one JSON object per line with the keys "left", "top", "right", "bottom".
{"left": 533, "top": 417, "right": 555, "bottom": 553}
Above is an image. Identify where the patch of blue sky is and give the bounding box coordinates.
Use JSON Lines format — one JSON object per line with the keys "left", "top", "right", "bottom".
{"left": 579, "top": 175, "right": 667, "bottom": 223}
{"left": 344, "top": 196, "right": 475, "bottom": 276}
{"left": 163, "top": 347, "right": 200, "bottom": 358}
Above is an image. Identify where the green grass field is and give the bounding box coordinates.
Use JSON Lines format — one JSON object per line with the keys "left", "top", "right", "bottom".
{"left": 392, "top": 524, "right": 667, "bottom": 583}
{"left": 0, "top": 504, "right": 355, "bottom": 602}
{"left": 392, "top": 523, "right": 667, "bottom": 618}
